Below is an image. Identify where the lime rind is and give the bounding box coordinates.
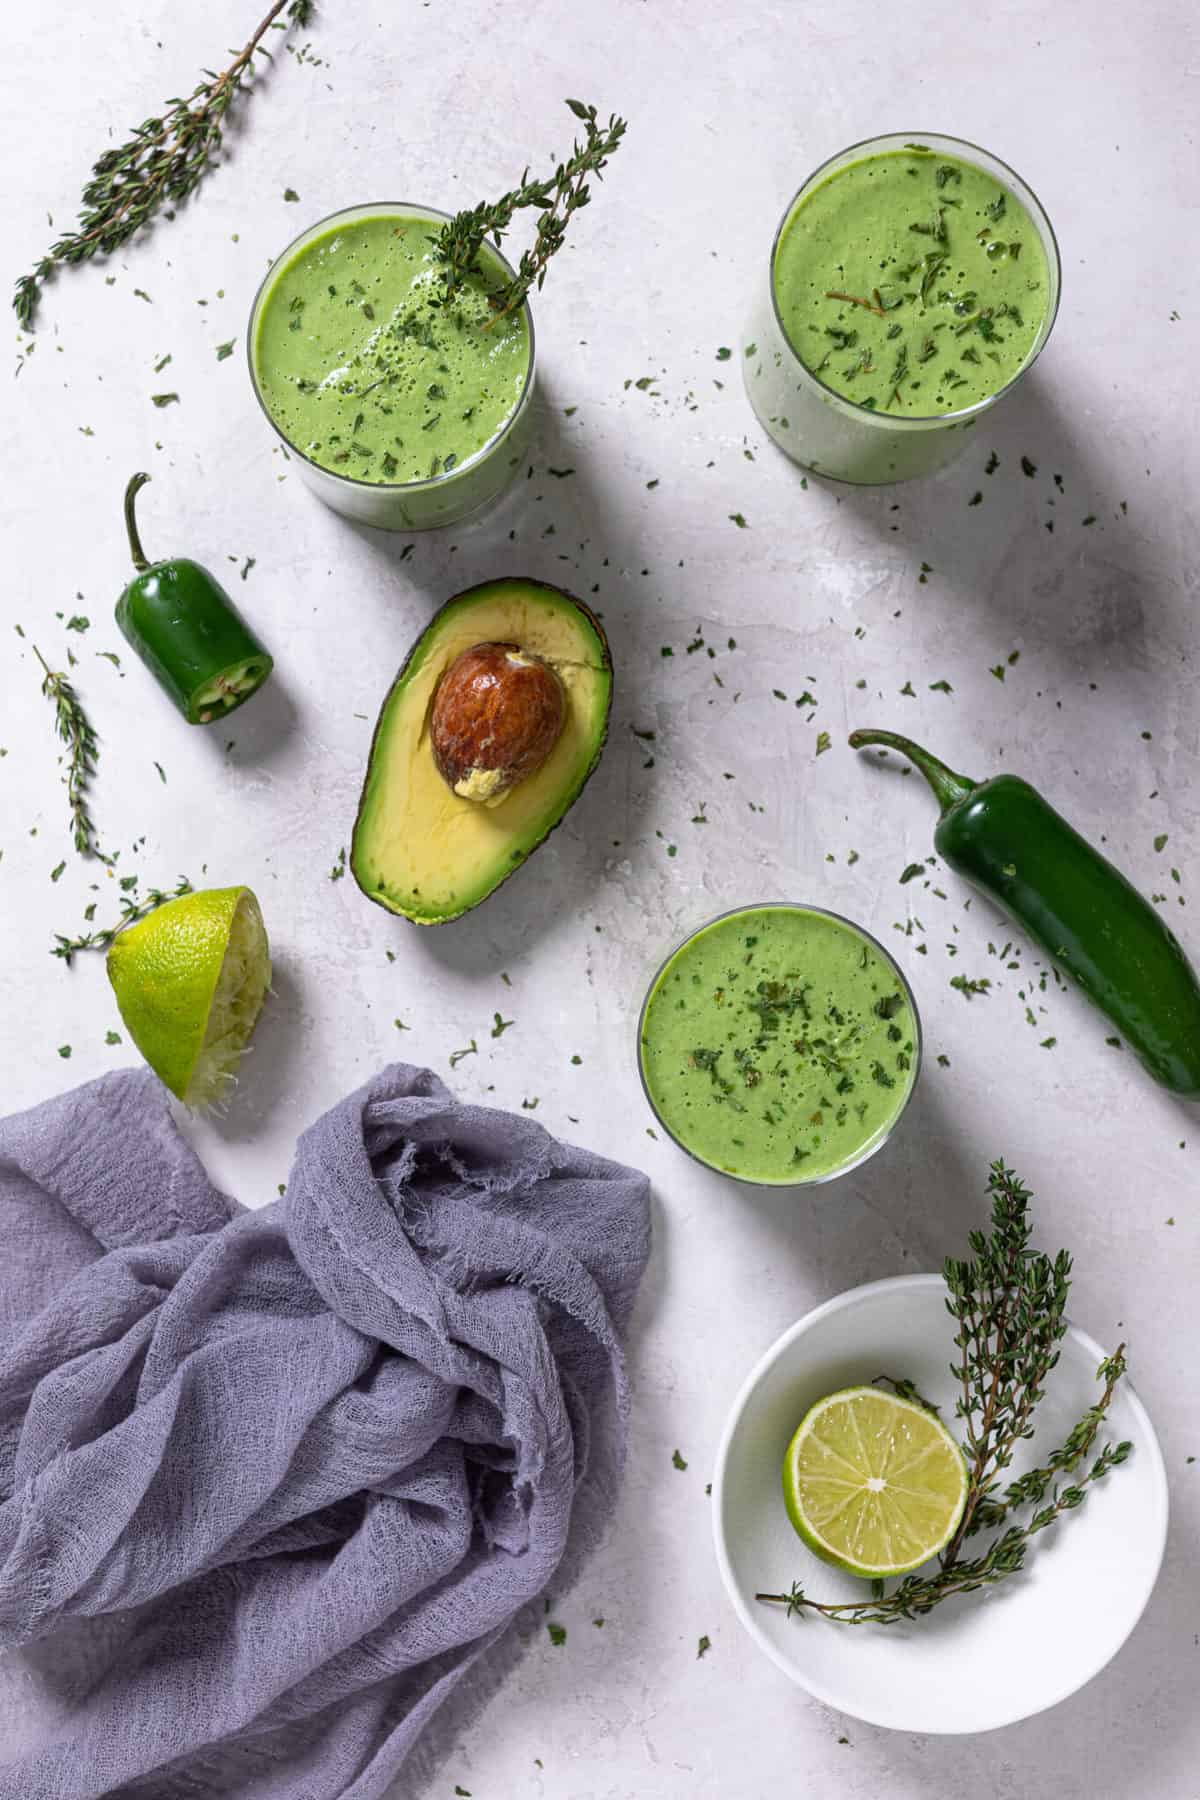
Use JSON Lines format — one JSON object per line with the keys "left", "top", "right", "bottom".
{"left": 783, "top": 1384, "right": 968, "bottom": 1580}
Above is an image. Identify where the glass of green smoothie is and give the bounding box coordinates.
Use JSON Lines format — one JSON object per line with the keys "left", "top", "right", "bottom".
{"left": 744, "top": 133, "right": 1061, "bottom": 485}
{"left": 638, "top": 903, "right": 921, "bottom": 1186}
{"left": 248, "top": 203, "right": 536, "bottom": 531}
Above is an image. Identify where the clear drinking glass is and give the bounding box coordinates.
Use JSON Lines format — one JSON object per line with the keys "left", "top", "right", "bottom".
{"left": 247, "top": 202, "right": 536, "bottom": 532}
{"left": 743, "top": 133, "right": 1061, "bottom": 486}
{"left": 637, "top": 903, "right": 923, "bottom": 1188}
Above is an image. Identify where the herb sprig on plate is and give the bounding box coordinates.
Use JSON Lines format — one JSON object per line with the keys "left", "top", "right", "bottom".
{"left": 15, "top": 0, "right": 315, "bottom": 328}
{"left": 757, "top": 1162, "right": 1132, "bottom": 1625}
{"left": 434, "top": 100, "right": 626, "bottom": 323}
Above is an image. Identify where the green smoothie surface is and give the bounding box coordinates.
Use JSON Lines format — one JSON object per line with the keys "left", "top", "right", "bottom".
{"left": 639, "top": 906, "right": 918, "bottom": 1183}
{"left": 252, "top": 211, "right": 530, "bottom": 485}
{"left": 773, "top": 146, "right": 1051, "bottom": 416}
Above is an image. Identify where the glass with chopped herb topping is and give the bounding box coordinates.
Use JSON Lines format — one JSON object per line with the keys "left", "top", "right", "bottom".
{"left": 743, "top": 134, "right": 1060, "bottom": 484}
{"left": 248, "top": 203, "right": 535, "bottom": 530}
{"left": 638, "top": 904, "right": 921, "bottom": 1186}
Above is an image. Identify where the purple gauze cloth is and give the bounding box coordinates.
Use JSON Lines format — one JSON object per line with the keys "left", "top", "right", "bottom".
{"left": 0, "top": 1063, "right": 651, "bottom": 1799}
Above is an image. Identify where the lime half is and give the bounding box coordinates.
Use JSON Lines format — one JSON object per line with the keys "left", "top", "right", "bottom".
{"left": 107, "top": 886, "right": 270, "bottom": 1110}
{"left": 782, "top": 1384, "right": 968, "bottom": 1579}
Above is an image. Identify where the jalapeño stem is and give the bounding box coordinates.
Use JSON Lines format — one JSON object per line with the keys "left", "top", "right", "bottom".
{"left": 848, "top": 728, "right": 978, "bottom": 815}
{"left": 124, "top": 472, "right": 154, "bottom": 573}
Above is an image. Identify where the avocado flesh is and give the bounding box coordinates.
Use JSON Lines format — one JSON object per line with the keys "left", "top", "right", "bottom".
{"left": 352, "top": 578, "right": 613, "bottom": 923}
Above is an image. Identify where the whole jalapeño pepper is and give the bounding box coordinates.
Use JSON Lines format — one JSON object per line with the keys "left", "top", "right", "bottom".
{"left": 115, "top": 473, "right": 274, "bottom": 724}
{"left": 849, "top": 728, "right": 1200, "bottom": 1098}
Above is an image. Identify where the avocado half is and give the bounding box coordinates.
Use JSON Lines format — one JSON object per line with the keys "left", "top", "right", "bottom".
{"left": 351, "top": 577, "right": 613, "bottom": 924}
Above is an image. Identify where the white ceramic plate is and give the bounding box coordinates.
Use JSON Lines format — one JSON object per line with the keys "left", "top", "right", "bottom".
{"left": 712, "top": 1274, "right": 1168, "bottom": 1734}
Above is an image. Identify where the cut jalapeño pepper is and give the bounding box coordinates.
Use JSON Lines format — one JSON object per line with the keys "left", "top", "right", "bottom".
{"left": 115, "top": 473, "right": 274, "bottom": 725}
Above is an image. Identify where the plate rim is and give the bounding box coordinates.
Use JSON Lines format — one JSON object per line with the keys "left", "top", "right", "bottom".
{"left": 710, "top": 1271, "right": 1170, "bottom": 1734}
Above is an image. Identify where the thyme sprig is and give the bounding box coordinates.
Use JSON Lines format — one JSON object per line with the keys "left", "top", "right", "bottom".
{"left": 35, "top": 648, "right": 107, "bottom": 860}
{"left": 756, "top": 1162, "right": 1133, "bottom": 1626}
{"left": 14, "top": 0, "right": 314, "bottom": 329}
{"left": 433, "top": 99, "right": 626, "bottom": 322}
{"left": 823, "top": 289, "right": 888, "bottom": 318}
{"left": 941, "top": 1161, "right": 1073, "bottom": 1560}
{"left": 52, "top": 877, "right": 194, "bottom": 965}
{"left": 965, "top": 1344, "right": 1129, "bottom": 1538}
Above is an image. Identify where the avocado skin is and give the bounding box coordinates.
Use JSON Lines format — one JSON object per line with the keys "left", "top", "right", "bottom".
{"left": 350, "top": 577, "right": 613, "bottom": 925}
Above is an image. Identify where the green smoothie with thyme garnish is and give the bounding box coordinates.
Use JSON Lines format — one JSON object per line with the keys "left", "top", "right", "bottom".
{"left": 639, "top": 905, "right": 919, "bottom": 1183}
{"left": 252, "top": 211, "right": 530, "bottom": 485}
{"left": 773, "top": 146, "right": 1051, "bottom": 415}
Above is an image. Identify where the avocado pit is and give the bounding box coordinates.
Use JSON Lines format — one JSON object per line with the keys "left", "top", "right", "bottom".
{"left": 430, "top": 641, "right": 566, "bottom": 806}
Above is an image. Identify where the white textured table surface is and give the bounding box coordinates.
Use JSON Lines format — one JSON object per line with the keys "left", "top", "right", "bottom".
{"left": 3, "top": 3, "right": 1198, "bottom": 1795}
